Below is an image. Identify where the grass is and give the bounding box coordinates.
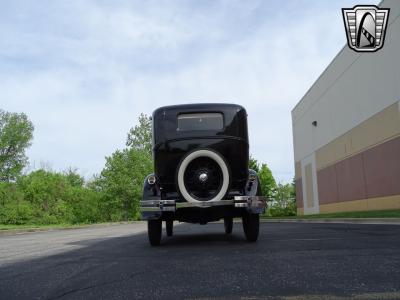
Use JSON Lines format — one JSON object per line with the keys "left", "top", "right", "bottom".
{"left": 0, "top": 223, "right": 82, "bottom": 231}
{"left": 0, "top": 221, "right": 134, "bottom": 231}
{"left": 263, "top": 209, "right": 400, "bottom": 219}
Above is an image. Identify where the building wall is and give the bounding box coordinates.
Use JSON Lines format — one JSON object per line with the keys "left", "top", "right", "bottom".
{"left": 316, "top": 104, "right": 400, "bottom": 213}
{"left": 292, "top": 0, "right": 400, "bottom": 215}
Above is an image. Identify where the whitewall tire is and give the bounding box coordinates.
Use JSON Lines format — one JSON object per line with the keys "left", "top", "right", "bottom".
{"left": 177, "top": 149, "right": 229, "bottom": 203}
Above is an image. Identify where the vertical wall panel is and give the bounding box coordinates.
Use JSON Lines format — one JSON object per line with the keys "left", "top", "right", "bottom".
{"left": 317, "top": 166, "right": 338, "bottom": 204}
{"left": 305, "top": 164, "right": 315, "bottom": 208}
{"left": 295, "top": 178, "right": 303, "bottom": 208}
{"left": 335, "top": 154, "right": 367, "bottom": 202}
{"left": 363, "top": 136, "right": 400, "bottom": 198}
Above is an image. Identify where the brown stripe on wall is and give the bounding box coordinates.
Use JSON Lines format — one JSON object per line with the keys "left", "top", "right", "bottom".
{"left": 318, "top": 135, "right": 400, "bottom": 206}
{"left": 295, "top": 178, "right": 303, "bottom": 208}
{"left": 335, "top": 153, "right": 367, "bottom": 202}
{"left": 317, "top": 165, "right": 338, "bottom": 204}
{"left": 363, "top": 135, "right": 400, "bottom": 198}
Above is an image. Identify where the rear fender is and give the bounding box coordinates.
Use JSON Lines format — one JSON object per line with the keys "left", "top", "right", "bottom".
{"left": 244, "top": 169, "right": 265, "bottom": 214}
{"left": 245, "top": 169, "right": 261, "bottom": 197}
{"left": 141, "top": 174, "right": 162, "bottom": 220}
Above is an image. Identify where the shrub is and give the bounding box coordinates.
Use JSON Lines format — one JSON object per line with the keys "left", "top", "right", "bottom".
{"left": 0, "top": 169, "right": 106, "bottom": 225}
{"left": 0, "top": 182, "right": 33, "bottom": 224}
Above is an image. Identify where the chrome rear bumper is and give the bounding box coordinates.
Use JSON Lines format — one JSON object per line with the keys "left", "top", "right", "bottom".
{"left": 140, "top": 196, "right": 266, "bottom": 218}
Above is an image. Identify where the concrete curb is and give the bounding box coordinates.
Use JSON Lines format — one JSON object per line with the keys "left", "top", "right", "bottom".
{"left": 261, "top": 218, "right": 400, "bottom": 225}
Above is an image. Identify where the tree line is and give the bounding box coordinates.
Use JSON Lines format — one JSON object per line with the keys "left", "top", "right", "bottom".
{"left": 0, "top": 110, "right": 295, "bottom": 225}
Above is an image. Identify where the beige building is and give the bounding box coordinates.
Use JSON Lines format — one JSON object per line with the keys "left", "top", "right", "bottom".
{"left": 292, "top": 0, "right": 400, "bottom": 215}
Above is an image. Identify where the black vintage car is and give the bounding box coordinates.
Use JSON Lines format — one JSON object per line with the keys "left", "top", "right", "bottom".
{"left": 140, "top": 103, "right": 266, "bottom": 246}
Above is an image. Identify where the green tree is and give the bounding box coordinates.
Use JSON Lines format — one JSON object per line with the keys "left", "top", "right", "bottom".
{"left": 269, "top": 182, "right": 296, "bottom": 216}
{"left": 14, "top": 169, "right": 103, "bottom": 224}
{"left": 66, "top": 186, "right": 102, "bottom": 224}
{"left": 126, "top": 113, "right": 152, "bottom": 156}
{"left": 249, "top": 156, "right": 276, "bottom": 199}
{"left": 258, "top": 163, "right": 277, "bottom": 200}
{"left": 249, "top": 155, "right": 260, "bottom": 173}
{"left": 64, "top": 167, "right": 84, "bottom": 187}
{"left": 0, "top": 182, "right": 32, "bottom": 225}
{"left": 275, "top": 182, "right": 294, "bottom": 204}
{"left": 94, "top": 113, "right": 153, "bottom": 221}
{"left": 0, "top": 110, "right": 34, "bottom": 181}
{"left": 95, "top": 148, "right": 152, "bottom": 221}
{"left": 18, "top": 170, "right": 70, "bottom": 224}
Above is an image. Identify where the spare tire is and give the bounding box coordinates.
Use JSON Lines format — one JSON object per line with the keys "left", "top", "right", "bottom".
{"left": 177, "top": 149, "right": 230, "bottom": 203}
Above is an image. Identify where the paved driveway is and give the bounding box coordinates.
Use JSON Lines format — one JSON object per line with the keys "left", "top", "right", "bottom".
{"left": 0, "top": 222, "right": 399, "bottom": 299}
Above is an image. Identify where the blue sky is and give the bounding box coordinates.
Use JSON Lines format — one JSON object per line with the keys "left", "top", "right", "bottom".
{"left": 0, "top": 0, "right": 376, "bottom": 182}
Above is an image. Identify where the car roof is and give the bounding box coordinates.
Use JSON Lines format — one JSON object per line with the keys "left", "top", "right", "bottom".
{"left": 153, "top": 103, "right": 245, "bottom": 116}
{"left": 151, "top": 103, "right": 248, "bottom": 147}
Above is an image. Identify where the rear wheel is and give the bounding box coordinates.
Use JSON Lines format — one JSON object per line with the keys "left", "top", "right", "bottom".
{"left": 224, "top": 217, "right": 233, "bottom": 234}
{"left": 242, "top": 213, "right": 259, "bottom": 242}
{"left": 148, "top": 220, "right": 162, "bottom": 246}
{"left": 166, "top": 220, "right": 173, "bottom": 237}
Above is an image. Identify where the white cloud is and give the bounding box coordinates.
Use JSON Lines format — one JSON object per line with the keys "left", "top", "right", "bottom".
{"left": 0, "top": 0, "right": 377, "bottom": 182}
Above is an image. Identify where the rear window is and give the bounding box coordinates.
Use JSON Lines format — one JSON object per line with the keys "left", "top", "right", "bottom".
{"left": 177, "top": 113, "right": 223, "bottom": 131}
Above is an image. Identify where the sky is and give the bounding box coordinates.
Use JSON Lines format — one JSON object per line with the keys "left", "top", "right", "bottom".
{"left": 0, "top": 0, "right": 376, "bottom": 183}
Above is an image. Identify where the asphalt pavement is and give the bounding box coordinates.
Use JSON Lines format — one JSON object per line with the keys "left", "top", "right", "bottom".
{"left": 0, "top": 222, "right": 400, "bottom": 300}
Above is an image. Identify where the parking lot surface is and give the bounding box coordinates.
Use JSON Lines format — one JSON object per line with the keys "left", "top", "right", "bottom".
{"left": 0, "top": 222, "right": 399, "bottom": 299}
